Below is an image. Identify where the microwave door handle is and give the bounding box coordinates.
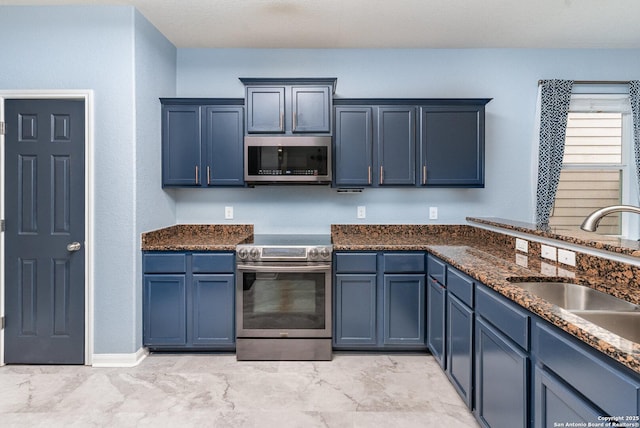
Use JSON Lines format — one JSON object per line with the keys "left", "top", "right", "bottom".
{"left": 236, "top": 264, "right": 330, "bottom": 272}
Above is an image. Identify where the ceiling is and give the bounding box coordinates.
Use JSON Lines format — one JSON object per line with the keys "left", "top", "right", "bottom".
{"left": 2, "top": 0, "right": 640, "bottom": 49}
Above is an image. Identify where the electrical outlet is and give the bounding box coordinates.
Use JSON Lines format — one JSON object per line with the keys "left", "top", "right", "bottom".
{"left": 224, "top": 206, "right": 234, "bottom": 219}
{"left": 541, "top": 261, "right": 557, "bottom": 276}
{"left": 429, "top": 207, "right": 438, "bottom": 220}
{"left": 558, "top": 249, "right": 576, "bottom": 267}
{"left": 515, "top": 253, "right": 528, "bottom": 268}
{"left": 515, "top": 238, "right": 528, "bottom": 253}
{"left": 541, "top": 244, "right": 557, "bottom": 261}
{"left": 557, "top": 267, "right": 576, "bottom": 278}
{"left": 357, "top": 206, "right": 366, "bottom": 219}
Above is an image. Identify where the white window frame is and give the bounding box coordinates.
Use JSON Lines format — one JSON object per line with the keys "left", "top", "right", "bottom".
{"left": 566, "top": 93, "right": 638, "bottom": 238}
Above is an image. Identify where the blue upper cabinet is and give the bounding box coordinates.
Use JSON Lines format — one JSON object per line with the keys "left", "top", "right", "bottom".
{"left": 419, "top": 102, "right": 489, "bottom": 188}
{"left": 378, "top": 107, "right": 416, "bottom": 185}
{"left": 334, "top": 106, "right": 374, "bottom": 186}
{"left": 333, "top": 102, "right": 416, "bottom": 187}
{"left": 204, "top": 106, "right": 245, "bottom": 186}
{"left": 245, "top": 87, "right": 285, "bottom": 133}
{"left": 162, "top": 104, "right": 202, "bottom": 186}
{"left": 161, "top": 99, "right": 245, "bottom": 187}
{"left": 334, "top": 99, "right": 490, "bottom": 188}
{"left": 241, "top": 78, "right": 337, "bottom": 135}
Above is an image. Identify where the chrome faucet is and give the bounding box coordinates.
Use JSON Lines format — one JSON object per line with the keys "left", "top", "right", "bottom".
{"left": 580, "top": 205, "right": 640, "bottom": 232}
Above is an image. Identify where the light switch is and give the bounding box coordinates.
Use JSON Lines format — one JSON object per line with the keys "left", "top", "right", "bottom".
{"left": 558, "top": 249, "right": 576, "bottom": 266}
{"left": 515, "top": 238, "right": 528, "bottom": 253}
{"left": 541, "top": 245, "right": 557, "bottom": 261}
{"left": 357, "top": 206, "right": 366, "bottom": 219}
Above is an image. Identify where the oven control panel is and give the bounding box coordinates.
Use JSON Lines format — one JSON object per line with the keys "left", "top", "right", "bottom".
{"left": 236, "top": 245, "right": 332, "bottom": 262}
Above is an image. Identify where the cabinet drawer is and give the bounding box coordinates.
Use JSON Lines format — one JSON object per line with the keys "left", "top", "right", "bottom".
{"left": 383, "top": 252, "right": 425, "bottom": 273}
{"left": 476, "top": 284, "right": 529, "bottom": 351}
{"left": 143, "top": 253, "right": 187, "bottom": 273}
{"left": 335, "top": 253, "right": 377, "bottom": 273}
{"left": 448, "top": 268, "right": 474, "bottom": 307}
{"left": 535, "top": 322, "right": 640, "bottom": 417}
{"left": 192, "top": 253, "right": 235, "bottom": 273}
{"left": 427, "top": 254, "right": 447, "bottom": 284}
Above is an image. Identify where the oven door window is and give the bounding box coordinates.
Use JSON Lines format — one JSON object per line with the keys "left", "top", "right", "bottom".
{"left": 241, "top": 271, "right": 326, "bottom": 330}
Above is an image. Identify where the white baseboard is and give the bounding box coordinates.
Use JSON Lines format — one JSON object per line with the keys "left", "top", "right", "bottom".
{"left": 91, "top": 347, "right": 148, "bottom": 368}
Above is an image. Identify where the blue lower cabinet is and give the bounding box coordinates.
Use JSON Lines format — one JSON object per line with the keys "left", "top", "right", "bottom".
{"left": 427, "top": 278, "right": 446, "bottom": 368}
{"left": 475, "top": 316, "right": 529, "bottom": 428}
{"left": 383, "top": 274, "right": 425, "bottom": 345}
{"left": 534, "top": 366, "right": 601, "bottom": 428}
{"left": 447, "top": 293, "right": 474, "bottom": 408}
{"left": 333, "top": 252, "right": 427, "bottom": 350}
{"left": 143, "top": 275, "right": 187, "bottom": 346}
{"left": 533, "top": 321, "right": 640, "bottom": 422}
{"left": 334, "top": 274, "right": 377, "bottom": 346}
{"left": 143, "top": 252, "right": 235, "bottom": 350}
{"left": 191, "top": 274, "right": 235, "bottom": 346}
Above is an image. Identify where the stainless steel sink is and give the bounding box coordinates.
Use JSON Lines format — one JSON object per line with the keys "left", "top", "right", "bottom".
{"left": 509, "top": 281, "right": 640, "bottom": 343}
{"left": 570, "top": 311, "right": 640, "bottom": 343}
{"left": 510, "top": 282, "right": 639, "bottom": 311}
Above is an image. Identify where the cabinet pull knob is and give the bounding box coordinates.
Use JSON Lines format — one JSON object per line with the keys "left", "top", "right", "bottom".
{"left": 207, "top": 166, "right": 211, "bottom": 185}
{"left": 368, "top": 166, "right": 372, "bottom": 185}
{"left": 380, "top": 166, "right": 384, "bottom": 185}
{"left": 195, "top": 165, "right": 199, "bottom": 184}
{"left": 280, "top": 113, "right": 284, "bottom": 131}
{"left": 423, "top": 165, "right": 427, "bottom": 185}
{"left": 293, "top": 113, "right": 297, "bottom": 131}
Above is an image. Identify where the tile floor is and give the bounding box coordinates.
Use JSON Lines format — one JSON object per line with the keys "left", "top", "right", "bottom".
{"left": 0, "top": 353, "right": 479, "bottom": 427}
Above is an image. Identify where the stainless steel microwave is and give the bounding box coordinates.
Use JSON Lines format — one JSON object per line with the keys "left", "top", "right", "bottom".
{"left": 244, "top": 136, "right": 332, "bottom": 184}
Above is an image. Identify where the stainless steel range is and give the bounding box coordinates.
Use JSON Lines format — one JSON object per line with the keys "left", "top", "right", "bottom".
{"left": 235, "top": 235, "right": 333, "bottom": 361}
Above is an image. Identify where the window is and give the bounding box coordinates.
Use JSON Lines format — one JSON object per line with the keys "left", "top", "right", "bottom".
{"left": 549, "top": 94, "right": 636, "bottom": 236}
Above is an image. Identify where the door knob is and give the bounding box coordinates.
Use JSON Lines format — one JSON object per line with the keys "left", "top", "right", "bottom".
{"left": 67, "top": 242, "right": 82, "bottom": 252}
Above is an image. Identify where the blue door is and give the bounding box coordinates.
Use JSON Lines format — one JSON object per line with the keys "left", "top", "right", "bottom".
{"left": 4, "top": 99, "right": 85, "bottom": 364}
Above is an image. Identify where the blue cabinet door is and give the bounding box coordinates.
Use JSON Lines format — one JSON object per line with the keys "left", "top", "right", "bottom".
{"left": 427, "top": 278, "right": 446, "bottom": 368}
{"left": 378, "top": 107, "right": 416, "bottom": 185}
{"left": 334, "top": 274, "right": 377, "bottom": 347}
{"left": 162, "top": 105, "right": 202, "bottom": 186}
{"left": 383, "top": 274, "right": 425, "bottom": 346}
{"left": 534, "top": 366, "right": 601, "bottom": 428}
{"left": 204, "top": 106, "right": 245, "bottom": 186}
{"left": 292, "top": 86, "right": 331, "bottom": 133}
{"left": 191, "top": 274, "right": 235, "bottom": 346}
{"left": 420, "top": 106, "right": 484, "bottom": 187}
{"left": 246, "top": 87, "right": 285, "bottom": 133}
{"left": 475, "top": 316, "right": 529, "bottom": 428}
{"left": 143, "top": 275, "right": 187, "bottom": 346}
{"left": 447, "top": 293, "right": 474, "bottom": 408}
{"left": 334, "top": 106, "right": 373, "bottom": 186}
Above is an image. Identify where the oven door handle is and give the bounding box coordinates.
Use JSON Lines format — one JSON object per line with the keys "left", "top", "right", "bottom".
{"left": 236, "top": 264, "right": 331, "bottom": 272}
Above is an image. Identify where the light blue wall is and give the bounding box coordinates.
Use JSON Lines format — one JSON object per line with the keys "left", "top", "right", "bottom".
{"left": 133, "top": 11, "right": 177, "bottom": 351}
{"left": 175, "top": 48, "right": 640, "bottom": 234}
{"left": 0, "top": 6, "right": 177, "bottom": 354}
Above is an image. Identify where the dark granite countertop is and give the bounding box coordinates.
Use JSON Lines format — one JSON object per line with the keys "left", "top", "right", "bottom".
{"left": 141, "top": 223, "right": 639, "bottom": 374}
{"left": 332, "top": 224, "right": 640, "bottom": 374}
{"left": 468, "top": 216, "right": 640, "bottom": 258}
{"left": 141, "top": 224, "right": 253, "bottom": 251}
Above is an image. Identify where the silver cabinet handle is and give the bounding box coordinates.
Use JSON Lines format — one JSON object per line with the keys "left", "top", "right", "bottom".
{"left": 67, "top": 242, "right": 82, "bottom": 252}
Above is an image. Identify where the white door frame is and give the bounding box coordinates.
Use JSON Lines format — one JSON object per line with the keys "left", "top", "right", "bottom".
{"left": 0, "top": 89, "right": 94, "bottom": 366}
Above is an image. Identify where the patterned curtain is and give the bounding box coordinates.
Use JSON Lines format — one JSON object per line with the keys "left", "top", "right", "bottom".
{"left": 535, "top": 79, "right": 574, "bottom": 228}
{"left": 630, "top": 81, "right": 640, "bottom": 198}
